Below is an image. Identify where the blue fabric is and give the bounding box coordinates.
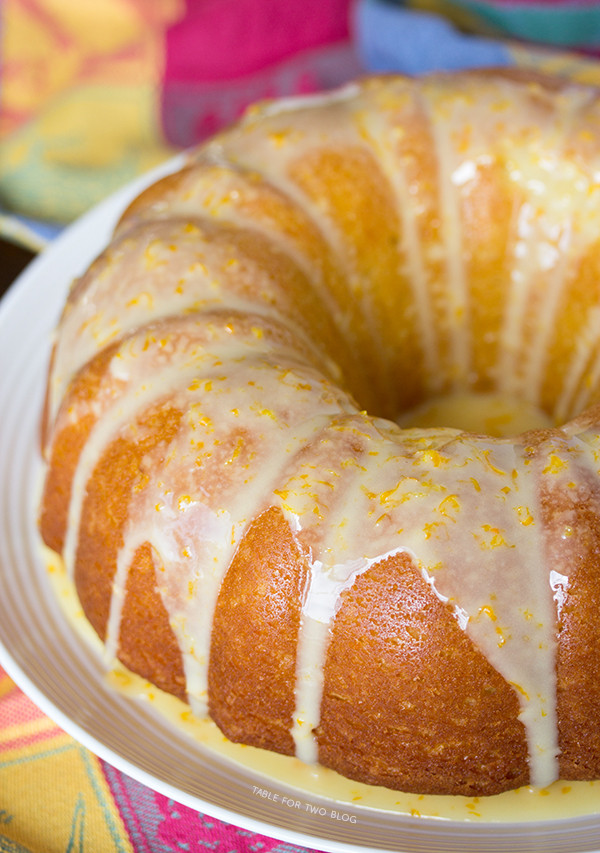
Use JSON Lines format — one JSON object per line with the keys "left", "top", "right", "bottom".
{"left": 354, "top": 0, "right": 512, "bottom": 75}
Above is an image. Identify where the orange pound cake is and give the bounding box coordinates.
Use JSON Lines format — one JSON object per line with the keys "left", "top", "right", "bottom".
{"left": 40, "top": 70, "right": 600, "bottom": 797}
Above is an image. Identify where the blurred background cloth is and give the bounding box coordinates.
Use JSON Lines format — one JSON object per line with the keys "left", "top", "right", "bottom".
{"left": 4, "top": 0, "right": 600, "bottom": 248}
{"left": 0, "top": 0, "right": 359, "bottom": 242}
{"left": 358, "top": 0, "right": 600, "bottom": 75}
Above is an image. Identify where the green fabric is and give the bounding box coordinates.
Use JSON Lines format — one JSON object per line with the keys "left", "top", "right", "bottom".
{"left": 410, "top": 0, "right": 600, "bottom": 47}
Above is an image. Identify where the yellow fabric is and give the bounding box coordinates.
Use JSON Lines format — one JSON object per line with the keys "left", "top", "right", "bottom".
{"left": 0, "top": 0, "right": 181, "bottom": 224}
{"left": 0, "top": 669, "right": 133, "bottom": 852}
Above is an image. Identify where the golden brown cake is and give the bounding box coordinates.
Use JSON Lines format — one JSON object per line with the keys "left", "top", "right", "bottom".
{"left": 40, "top": 70, "right": 600, "bottom": 797}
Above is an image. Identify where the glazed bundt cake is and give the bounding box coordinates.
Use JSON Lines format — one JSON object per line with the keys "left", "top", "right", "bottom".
{"left": 40, "top": 70, "right": 600, "bottom": 797}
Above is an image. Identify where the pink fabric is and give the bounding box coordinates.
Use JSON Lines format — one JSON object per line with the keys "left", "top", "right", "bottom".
{"left": 0, "top": 671, "right": 64, "bottom": 752}
{"left": 165, "top": 0, "right": 352, "bottom": 83}
{"left": 155, "top": 794, "right": 325, "bottom": 852}
{"left": 100, "top": 758, "right": 326, "bottom": 852}
{"left": 160, "top": 0, "right": 360, "bottom": 147}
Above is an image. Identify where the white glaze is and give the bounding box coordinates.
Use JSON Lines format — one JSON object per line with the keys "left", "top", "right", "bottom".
{"left": 43, "top": 545, "right": 600, "bottom": 823}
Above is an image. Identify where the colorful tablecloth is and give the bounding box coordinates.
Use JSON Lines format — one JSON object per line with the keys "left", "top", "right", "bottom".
{"left": 3, "top": 2, "right": 600, "bottom": 851}
{"left": 0, "top": 664, "right": 327, "bottom": 852}
{"left": 0, "top": 0, "right": 358, "bottom": 236}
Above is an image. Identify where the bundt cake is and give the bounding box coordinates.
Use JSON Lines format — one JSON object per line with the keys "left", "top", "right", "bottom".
{"left": 40, "top": 70, "right": 600, "bottom": 797}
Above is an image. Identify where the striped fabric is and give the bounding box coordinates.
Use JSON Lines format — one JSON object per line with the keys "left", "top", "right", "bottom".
{"left": 0, "top": 666, "right": 323, "bottom": 852}
{"left": 0, "top": 0, "right": 357, "bottom": 231}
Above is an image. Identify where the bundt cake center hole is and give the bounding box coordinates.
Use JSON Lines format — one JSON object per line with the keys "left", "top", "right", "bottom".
{"left": 396, "top": 391, "right": 555, "bottom": 438}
